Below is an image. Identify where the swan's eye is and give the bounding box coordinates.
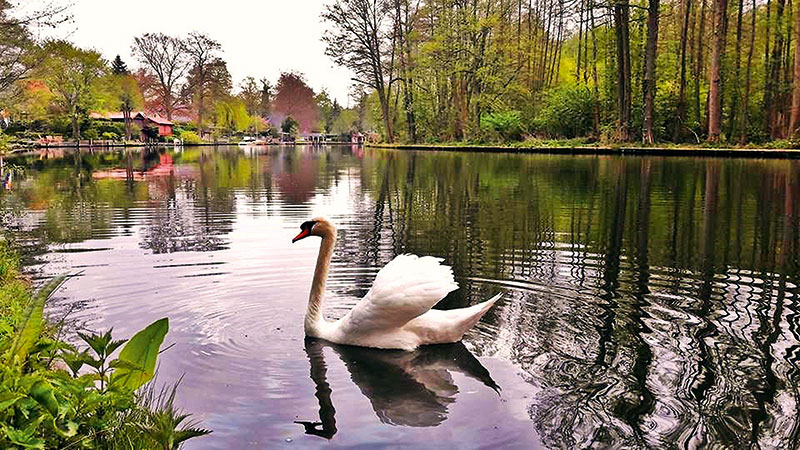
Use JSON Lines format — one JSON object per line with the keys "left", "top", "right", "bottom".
{"left": 301, "top": 220, "right": 317, "bottom": 232}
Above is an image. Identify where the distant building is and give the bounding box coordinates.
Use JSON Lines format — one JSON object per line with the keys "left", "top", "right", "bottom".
{"left": 351, "top": 132, "right": 365, "bottom": 145}
{"left": 89, "top": 111, "right": 173, "bottom": 138}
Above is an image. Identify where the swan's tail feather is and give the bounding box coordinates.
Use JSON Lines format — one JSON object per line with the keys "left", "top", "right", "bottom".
{"left": 448, "top": 293, "right": 503, "bottom": 341}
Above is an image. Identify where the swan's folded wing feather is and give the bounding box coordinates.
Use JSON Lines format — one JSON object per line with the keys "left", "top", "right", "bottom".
{"left": 339, "top": 254, "right": 458, "bottom": 331}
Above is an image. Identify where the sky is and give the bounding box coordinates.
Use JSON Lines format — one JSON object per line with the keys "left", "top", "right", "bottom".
{"left": 45, "top": 0, "right": 356, "bottom": 105}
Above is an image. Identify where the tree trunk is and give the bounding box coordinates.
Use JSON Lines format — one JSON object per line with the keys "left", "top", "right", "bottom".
{"left": 789, "top": 0, "right": 800, "bottom": 136}
{"left": 694, "top": 0, "right": 707, "bottom": 127}
{"left": 614, "top": 1, "right": 632, "bottom": 141}
{"left": 707, "top": 0, "right": 728, "bottom": 142}
{"left": 739, "top": 0, "right": 756, "bottom": 143}
{"left": 71, "top": 112, "right": 80, "bottom": 141}
{"left": 643, "top": 0, "right": 660, "bottom": 144}
{"left": 675, "top": 0, "right": 693, "bottom": 140}
{"left": 726, "top": 0, "right": 744, "bottom": 138}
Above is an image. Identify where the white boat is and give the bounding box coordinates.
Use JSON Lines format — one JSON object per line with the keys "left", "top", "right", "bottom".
{"left": 238, "top": 136, "right": 256, "bottom": 146}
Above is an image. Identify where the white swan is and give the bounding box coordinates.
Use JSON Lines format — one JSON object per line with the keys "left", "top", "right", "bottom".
{"left": 292, "top": 217, "right": 501, "bottom": 351}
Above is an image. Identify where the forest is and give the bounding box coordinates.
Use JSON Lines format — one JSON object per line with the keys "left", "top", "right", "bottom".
{"left": 4, "top": 0, "right": 800, "bottom": 147}
{"left": 323, "top": 0, "right": 800, "bottom": 146}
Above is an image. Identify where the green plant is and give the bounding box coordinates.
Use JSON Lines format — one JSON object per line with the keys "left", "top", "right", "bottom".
{"left": 480, "top": 111, "right": 523, "bottom": 141}
{"left": 178, "top": 130, "right": 202, "bottom": 145}
{"left": 0, "top": 243, "right": 210, "bottom": 448}
{"left": 532, "top": 86, "right": 596, "bottom": 139}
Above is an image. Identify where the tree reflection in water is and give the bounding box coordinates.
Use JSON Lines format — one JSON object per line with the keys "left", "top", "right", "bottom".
{"left": 6, "top": 147, "right": 800, "bottom": 448}
{"left": 296, "top": 338, "right": 499, "bottom": 439}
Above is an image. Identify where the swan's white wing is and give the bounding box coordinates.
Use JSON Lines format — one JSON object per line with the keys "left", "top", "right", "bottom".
{"left": 339, "top": 254, "right": 458, "bottom": 331}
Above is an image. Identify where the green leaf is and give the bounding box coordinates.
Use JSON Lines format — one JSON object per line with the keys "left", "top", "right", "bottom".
{"left": 5, "top": 276, "right": 66, "bottom": 365}
{"left": 29, "top": 380, "right": 59, "bottom": 417}
{"left": 111, "top": 318, "right": 169, "bottom": 390}
{"left": 2, "top": 424, "right": 45, "bottom": 449}
{"left": 0, "top": 392, "right": 24, "bottom": 412}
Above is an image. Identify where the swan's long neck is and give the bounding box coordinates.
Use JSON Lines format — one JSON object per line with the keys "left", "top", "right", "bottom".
{"left": 306, "top": 229, "right": 336, "bottom": 334}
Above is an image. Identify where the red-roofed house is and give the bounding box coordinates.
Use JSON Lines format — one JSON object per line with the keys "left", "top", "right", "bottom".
{"left": 90, "top": 111, "right": 173, "bottom": 138}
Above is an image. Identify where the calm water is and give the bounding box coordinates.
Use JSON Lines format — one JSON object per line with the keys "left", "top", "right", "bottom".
{"left": 2, "top": 146, "right": 800, "bottom": 449}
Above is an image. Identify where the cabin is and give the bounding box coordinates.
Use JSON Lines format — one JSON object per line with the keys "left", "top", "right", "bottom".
{"left": 351, "top": 132, "right": 365, "bottom": 145}
{"left": 90, "top": 111, "right": 173, "bottom": 139}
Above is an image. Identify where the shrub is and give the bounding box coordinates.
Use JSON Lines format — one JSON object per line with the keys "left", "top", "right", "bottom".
{"left": 480, "top": 110, "right": 523, "bottom": 141}
{"left": 179, "top": 130, "right": 203, "bottom": 145}
{"left": 532, "top": 85, "right": 596, "bottom": 138}
{"left": 0, "top": 242, "right": 210, "bottom": 448}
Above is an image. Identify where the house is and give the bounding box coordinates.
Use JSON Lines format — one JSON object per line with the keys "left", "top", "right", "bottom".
{"left": 351, "top": 132, "right": 365, "bottom": 145}
{"left": 89, "top": 111, "right": 173, "bottom": 138}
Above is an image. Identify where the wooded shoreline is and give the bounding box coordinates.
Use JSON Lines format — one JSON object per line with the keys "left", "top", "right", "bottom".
{"left": 367, "top": 143, "right": 800, "bottom": 159}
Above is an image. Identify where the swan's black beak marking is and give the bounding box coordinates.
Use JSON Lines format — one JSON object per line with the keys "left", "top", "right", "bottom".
{"left": 292, "top": 220, "right": 317, "bottom": 243}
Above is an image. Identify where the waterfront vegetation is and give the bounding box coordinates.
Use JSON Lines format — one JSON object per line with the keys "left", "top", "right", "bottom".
{"left": 0, "top": 240, "right": 210, "bottom": 448}
{"left": 4, "top": 1, "right": 800, "bottom": 150}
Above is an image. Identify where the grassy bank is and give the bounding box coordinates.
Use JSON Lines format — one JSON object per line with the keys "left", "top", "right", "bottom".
{"left": 366, "top": 140, "right": 800, "bottom": 159}
{"left": 0, "top": 239, "right": 209, "bottom": 449}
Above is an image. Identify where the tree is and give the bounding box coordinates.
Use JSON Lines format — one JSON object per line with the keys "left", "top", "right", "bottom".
{"left": 131, "top": 33, "right": 189, "bottom": 120}
{"left": 0, "top": 1, "right": 69, "bottom": 98}
{"left": 184, "top": 32, "right": 222, "bottom": 126}
{"left": 272, "top": 72, "right": 319, "bottom": 133}
{"left": 41, "top": 41, "right": 106, "bottom": 140}
{"left": 259, "top": 78, "right": 272, "bottom": 118}
{"left": 707, "top": 0, "right": 728, "bottom": 142}
{"left": 789, "top": 3, "right": 800, "bottom": 137}
{"left": 323, "top": 0, "right": 395, "bottom": 142}
{"left": 642, "top": 0, "right": 660, "bottom": 144}
{"left": 282, "top": 115, "right": 299, "bottom": 135}
{"left": 316, "top": 89, "right": 338, "bottom": 133}
{"left": 185, "top": 56, "right": 231, "bottom": 125}
{"left": 111, "top": 55, "right": 128, "bottom": 75}
{"left": 238, "top": 76, "right": 261, "bottom": 117}
{"left": 613, "top": 0, "right": 633, "bottom": 141}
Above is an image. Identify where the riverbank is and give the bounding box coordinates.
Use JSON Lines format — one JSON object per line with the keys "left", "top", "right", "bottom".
{"left": 367, "top": 143, "right": 800, "bottom": 159}
{"left": 0, "top": 239, "right": 210, "bottom": 448}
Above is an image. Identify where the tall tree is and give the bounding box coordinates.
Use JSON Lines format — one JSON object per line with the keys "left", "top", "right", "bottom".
{"left": 0, "top": 1, "right": 69, "bottom": 97}
{"left": 323, "top": 0, "right": 395, "bottom": 142}
{"left": 272, "top": 72, "right": 319, "bottom": 133}
{"left": 789, "top": 0, "right": 800, "bottom": 136}
{"left": 642, "top": 0, "right": 660, "bottom": 144}
{"left": 131, "top": 33, "right": 189, "bottom": 120}
{"left": 184, "top": 32, "right": 222, "bottom": 126}
{"left": 707, "top": 0, "right": 728, "bottom": 142}
{"left": 42, "top": 41, "right": 106, "bottom": 140}
{"left": 614, "top": 0, "right": 632, "bottom": 141}
{"left": 111, "top": 55, "right": 128, "bottom": 75}
{"left": 259, "top": 78, "right": 272, "bottom": 119}
{"left": 238, "top": 76, "right": 261, "bottom": 117}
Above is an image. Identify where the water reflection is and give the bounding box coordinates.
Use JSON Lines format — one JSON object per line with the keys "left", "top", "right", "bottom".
{"left": 3, "top": 146, "right": 800, "bottom": 448}
{"left": 296, "top": 338, "right": 499, "bottom": 439}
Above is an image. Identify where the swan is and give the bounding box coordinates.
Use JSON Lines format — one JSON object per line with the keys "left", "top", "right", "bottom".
{"left": 292, "top": 217, "right": 501, "bottom": 351}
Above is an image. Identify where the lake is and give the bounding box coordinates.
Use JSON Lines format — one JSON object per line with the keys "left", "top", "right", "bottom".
{"left": 2, "top": 145, "right": 799, "bottom": 448}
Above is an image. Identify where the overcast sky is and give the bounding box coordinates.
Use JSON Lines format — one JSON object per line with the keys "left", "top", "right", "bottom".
{"left": 48, "top": 0, "right": 355, "bottom": 105}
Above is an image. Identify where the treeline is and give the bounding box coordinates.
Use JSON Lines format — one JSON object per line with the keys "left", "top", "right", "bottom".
{"left": 323, "top": 0, "right": 800, "bottom": 145}
{"left": 0, "top": 3, "right": 370, "bottom": 142}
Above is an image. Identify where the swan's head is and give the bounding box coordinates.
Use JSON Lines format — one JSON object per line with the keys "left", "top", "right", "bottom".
{"left": 292, "top": 217, "right": 335, "bottom": 243}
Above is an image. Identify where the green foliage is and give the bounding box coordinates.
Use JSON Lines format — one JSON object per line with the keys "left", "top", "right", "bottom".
{"left": 532, "top": 86, "right": 596, "bottom": 139}
{"left": 178, "top": 130, "right": 202, "bottom": 145}
{"left": 0, "top": 244, "right": 209, "bottom": 449}
{"left": 480, "top": 111, "right": 523, "bottom": 141}
{"left": 112, "top": 318, "right": 168, "bottom": 390}
{"left": 5, "top": 276, "right": 65, "bottom": 366}
{"left": 282, "top": 116, "right": 299, "bottom": 135}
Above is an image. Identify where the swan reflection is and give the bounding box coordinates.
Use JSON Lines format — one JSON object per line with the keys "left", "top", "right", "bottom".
{"left": 296, "top": 337, "right": 500, "bottom": 439}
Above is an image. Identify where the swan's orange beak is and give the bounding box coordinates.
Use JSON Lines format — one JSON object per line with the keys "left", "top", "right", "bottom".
{"left": 292, "top": 229, "right": 311, "bottom": 243}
